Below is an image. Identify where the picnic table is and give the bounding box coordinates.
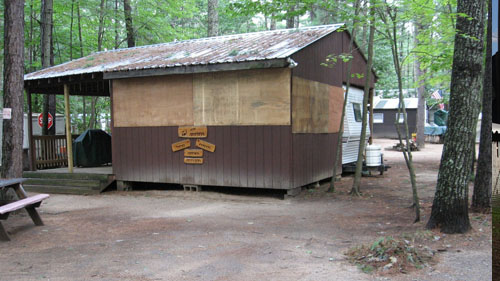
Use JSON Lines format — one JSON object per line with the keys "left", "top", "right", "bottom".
{"left": 0, "top": 178, "right": 49, "bottom": 241}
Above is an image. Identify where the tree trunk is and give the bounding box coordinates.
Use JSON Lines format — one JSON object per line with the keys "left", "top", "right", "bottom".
{"left": 97, "top": 0, "right": 106, "bottom": 52}
{"left": 286, "top": 6, "right": 295, "bottom": 28}
{"left": 41, "top": 0, "right": 55, "bottom": 136}
{"left": 329, "top": 0, "right": 361, "bottom": 192}
{"left": 123, "top": 0, "right": 135, "bottom": 47}
{"left": 2, "top": 0, "right": 25, "bottom": 179}
{"left": 270, "top": 13, "right": 276, "bottom": 30}
{"left": 28, "top": 0, "right": 34, "bottom": 72}
{"left": 351, "top": 2, "right": 375, "bottom": 196}
{"left": 472, "top": 0, "right": 492, "bottom": 212}
{"left": 426, "top": 0, "right": 485, "bottom": 234}
{"left": 207, "top": 0, "right": 219, "bottom": 37}
{"left": 77, "top": 0, "right": 84, "bottom": 57}
{"left": 70, "top": 0, "right": 74, "bottom": 60}
{"left": 414, "top": 21, "right": 426, "bottom": 148}
{"left": 114, "top": 0, "right": 119, "bottom": 49}
{"left": 89, "top": 97, "right": 98, "bottom": 129}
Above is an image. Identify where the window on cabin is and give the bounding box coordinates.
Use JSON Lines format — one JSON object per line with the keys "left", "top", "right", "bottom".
{"left": 353, "top": 103, "right": 362, "bottom": 122}
{"left": 395, "top": 112, "right": 407, "bottom": 123}
{"left": 373, "top": 113, "right": 384, "bottom": 123}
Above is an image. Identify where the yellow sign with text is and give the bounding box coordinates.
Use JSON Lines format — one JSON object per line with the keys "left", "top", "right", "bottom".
{"left": 184, "top": 158, "right": 204, "bottom": 164}
{"left": 171, "top": 139, "right": 190, "bottom": 152}
{"left": 184, "top": 149, "right": 203, "bottom": 157}
{"left": 196, "top": 139, "right": 216, "bottom": 152}
{"left": 178, "top": 126, "right": 208, "bottom": 138}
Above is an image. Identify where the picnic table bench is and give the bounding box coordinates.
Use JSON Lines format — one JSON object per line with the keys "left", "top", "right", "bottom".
{"left": 0, "top": 178, "right": 49, "bottom": 241}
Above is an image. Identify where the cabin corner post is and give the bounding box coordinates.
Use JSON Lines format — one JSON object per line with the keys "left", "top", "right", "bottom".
{"left": 64, "top": 84, "right": 74, "bottom": 173}
{"left": 26, "top": 90, "right": 36, "bottom": 171}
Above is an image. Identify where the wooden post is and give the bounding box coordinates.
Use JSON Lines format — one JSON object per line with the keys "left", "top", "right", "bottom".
{"left": 64, "top": 84, "right": 74, "bottom": 173}
{"left": 26, "top": 91, "right": 36, "bottom": 171}
{"left": 369, "top": 88, "right": 374, "bottom": 145}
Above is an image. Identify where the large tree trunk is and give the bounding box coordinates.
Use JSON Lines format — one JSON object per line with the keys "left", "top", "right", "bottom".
{"left": 41, "top": 0, "right": 55, "bottom": 136}
{"left": 414, "top": 21, "right": 426, "bottom": 148}
{"left": 351, "top": 1, "right": 375, "bottom": 196}
{"left": 2, "top": 0, "right": 25, "bottom": 179}
{"left": 207, "top": 0, "right": 219, "bottom": 37}
{"left": 123, "top": 0, "right": 135, "bottom": 48}
{"left": 472, "top": 0, "right": 492, "bottom": 211}
{"left": 28, "top": 0, "right": 34, "bottom": 72}
{"left": 426, "top": 0, "right": 485, "bottom": 234}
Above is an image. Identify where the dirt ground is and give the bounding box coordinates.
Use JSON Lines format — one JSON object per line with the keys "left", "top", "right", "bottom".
{"left": 0, "top": 139, "right": 492, "bottom": 281}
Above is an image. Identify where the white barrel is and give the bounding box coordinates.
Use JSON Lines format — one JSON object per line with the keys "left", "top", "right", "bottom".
{"left": 366, "top": 145, "right": 382, "bottom": 167}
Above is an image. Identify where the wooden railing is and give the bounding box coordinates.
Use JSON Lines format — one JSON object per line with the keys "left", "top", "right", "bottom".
{"left": 33, "top": 135, "right": 78, "bottom": 170}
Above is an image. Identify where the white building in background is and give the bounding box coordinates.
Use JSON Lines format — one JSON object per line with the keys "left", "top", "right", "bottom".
{"left": 0, "top": 110, "right": 65, "bottom": 159}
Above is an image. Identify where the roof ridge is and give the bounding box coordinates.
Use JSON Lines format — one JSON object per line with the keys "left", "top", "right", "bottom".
{"left": 90, "top": 23, "right": 345, "bottom": 55}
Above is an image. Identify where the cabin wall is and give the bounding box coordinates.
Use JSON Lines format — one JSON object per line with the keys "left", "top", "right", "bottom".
{"left": 112, "top": 126, "right": 293, "bottom": 189}
{"left": 113, "top": 75, "right": 194, "bottom": 127}
{"left": 193, "top": 68, "right": 291, "bottom": 126}
{"left": 113, "top": 68, "right": 291, "bottom": 128}
{"left": 372, "top": 109, "right": 417, "bottom": 139}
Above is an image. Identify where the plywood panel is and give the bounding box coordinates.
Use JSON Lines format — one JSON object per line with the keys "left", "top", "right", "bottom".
{"left": 113, "top": 75, "right": 193, "bottom": 127}
{"left": 193, "top": 72, "right": 239, "bottom": 125}
{"left": 238, "top": 69, "right": 291, "bottom": 125}
{"left": 292, "top": 76, "right": 339, "bottom": 133}
{"left": 328, "top": 86, "right": 344, "bottom": 133}
{"left": 193, "top": 69, "right": 291, "bottom": 126}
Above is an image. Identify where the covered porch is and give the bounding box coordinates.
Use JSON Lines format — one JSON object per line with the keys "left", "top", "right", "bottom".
{"left": 23, "top": 72, "right": 114, "bottom": 194}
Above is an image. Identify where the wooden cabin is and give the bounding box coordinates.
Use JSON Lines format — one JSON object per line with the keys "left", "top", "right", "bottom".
{"left": 24, "top": 24, "right": 376, "bottom": 195}
{"left": 372, "top": 98, "right": 419, "bottom": 139}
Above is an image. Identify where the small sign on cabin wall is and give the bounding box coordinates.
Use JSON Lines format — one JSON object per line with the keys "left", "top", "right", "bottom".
{"left": 178, "top": 126, "right": 208, "bottom": 138}
{"left": 184, "top": 149, "right": 203, "bottom": 157}
{"left": 196, "top": 139, "right": 216, "bottom": 152}
{"left": 171, "top": 127, "right": 215, "bottom": 165}
{"left": 184, "top": 158, "right": 204, "bottom": 164}
{"left": 171, "top": 139, "right": 191, "bottom": 152}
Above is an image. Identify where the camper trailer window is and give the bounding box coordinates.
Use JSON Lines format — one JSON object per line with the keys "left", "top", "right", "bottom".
{"left": 353, "top": 103, "right": 362, "bottom": 122}
{"left": 373, "top": 113, "right": 384, "bottom": 123}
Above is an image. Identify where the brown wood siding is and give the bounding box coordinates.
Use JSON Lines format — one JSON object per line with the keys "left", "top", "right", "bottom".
{"left": 291, "top": 31, "right": 343, "bottom": 87}
{"left": 112, "top": 126, "right": 340, "bottom": 189}
{"left": 291, "top": 31, "right": 376, "bottom": 89}
{"left": 292, "top": 133, "right": 341, "bottom": 187}
{"left": 112, "top": 126, "right": 293, "bottom": 189}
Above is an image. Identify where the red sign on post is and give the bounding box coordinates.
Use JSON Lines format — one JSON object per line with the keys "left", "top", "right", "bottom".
{"left": 38, "top": 113, "right": 53, "bottom": 130}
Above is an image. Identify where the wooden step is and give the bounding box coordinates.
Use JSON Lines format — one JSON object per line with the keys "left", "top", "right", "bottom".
{"left": 24, "top": 178, "right": 102, "bottom": 189}
{"left": 23, "top": 171, "right": 110, "bottom": 181}
{"left": 23, "top": 185, "right": 100, "bottom": 195}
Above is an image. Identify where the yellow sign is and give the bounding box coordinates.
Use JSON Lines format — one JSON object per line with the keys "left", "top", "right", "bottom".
{"left": 196, "top": 139, "right": 216, "bottom": 152}
{"left": 184, "top": 149, "right": 203, "bottom": 157}
{"left": 171, "top": 139, "right": 190, "bottom": 152}
{"left": 184, "top": 157, "right": 204, "bottom": 164}
{"left": 178, "top": 126, "right": 208, "bottom": 138}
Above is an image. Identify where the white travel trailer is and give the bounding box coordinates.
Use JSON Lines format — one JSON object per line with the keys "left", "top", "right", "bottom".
{"left": 342, "top": 86, "right": 371, "bottom": 165}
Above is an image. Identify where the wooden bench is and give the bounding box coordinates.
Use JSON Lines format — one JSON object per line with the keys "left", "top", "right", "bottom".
{"left": 0, "top": 178, "right": 49, "bottom": 241}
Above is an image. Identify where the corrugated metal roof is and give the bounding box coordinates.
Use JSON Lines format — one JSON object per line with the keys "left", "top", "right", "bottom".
{"left": 374, "top": 98, "right": 419, "bottom": 109}
{"left": 25, "top": 24, "right": 344, "bottom": 81}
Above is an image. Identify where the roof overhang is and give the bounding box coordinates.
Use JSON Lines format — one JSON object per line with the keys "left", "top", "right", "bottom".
{"left": 103, "top": 58, "right": 291, "bottom": 80}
